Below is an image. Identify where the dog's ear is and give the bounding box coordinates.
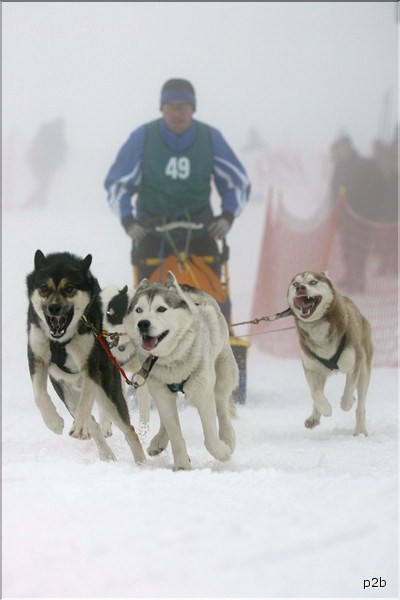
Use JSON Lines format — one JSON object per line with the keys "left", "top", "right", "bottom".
{"left": 120, "top": 285, "right": 128, "bottom": 295}
{"left": 165, "top": 271, "right": 179, "bottom": 289}
{"left": 34, "top": 249, "right": 47, "bottom": 269}
{"left": 136, "top": 278, "right": 149, "bottom": 292}
{"left": 79, "top": 254, "right": 92, "bottom": 272}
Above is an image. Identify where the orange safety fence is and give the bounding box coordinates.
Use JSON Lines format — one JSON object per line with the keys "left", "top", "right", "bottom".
{"left": 251, "top": 189, "right": 398, "bottom": 367}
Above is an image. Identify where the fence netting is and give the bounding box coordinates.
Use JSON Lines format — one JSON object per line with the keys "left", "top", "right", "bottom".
{"left": 250, "top": 191, "right": 398, "bottom": 367}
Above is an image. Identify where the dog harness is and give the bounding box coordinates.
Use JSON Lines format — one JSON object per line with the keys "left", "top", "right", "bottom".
{"left": 167, "top": 379, "right": 189, "bottom": 394}
{"left": 131, "top": 355, "right": 189, "bottom": 394}
{"left": 309, "top": 334, "right": 346, "bottom": 371}
{"left": 80, "top": 313, "right": 190, "bottom": 393}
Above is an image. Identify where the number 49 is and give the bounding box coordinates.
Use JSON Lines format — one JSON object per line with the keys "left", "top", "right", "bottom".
{"left": 165, "top": 156, "right": 191, "bottom": 180}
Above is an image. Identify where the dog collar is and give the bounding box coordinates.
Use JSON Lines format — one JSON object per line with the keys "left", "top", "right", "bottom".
{"left": 310, "top": 334, "right": 346, "bottom": 371}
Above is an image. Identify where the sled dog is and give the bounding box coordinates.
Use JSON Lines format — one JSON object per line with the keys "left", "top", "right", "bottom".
{"left": 100, "top": 285, "right": 152, "bottom": 439}
{"left": 124, "top": 271, "right": 238, "bottom": 470}
{"left": 26, "top": 249, "right": 145, "bottom": 463}
{"left": 287, "top": 271, "right": 373, "bottom": 435}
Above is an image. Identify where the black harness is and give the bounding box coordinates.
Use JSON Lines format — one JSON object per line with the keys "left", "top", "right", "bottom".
{"left": 167, "top": 379, "right": 189, "bottom": 394}
{"left": 309, "top": 334, "right": 346, "bottom": 371}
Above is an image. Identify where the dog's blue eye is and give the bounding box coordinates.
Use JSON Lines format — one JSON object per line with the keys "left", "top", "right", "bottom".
{"left": 157, "top": 306, "right": 167, "bottom": 313}
{"left": 310, "top": 280, "right": 318, "bottom": 286}
{"left": 39, "top": 285, "right": 49, "bottom": 294}
{"left": 135, "top": 307, "right": 143, "bottom": 313}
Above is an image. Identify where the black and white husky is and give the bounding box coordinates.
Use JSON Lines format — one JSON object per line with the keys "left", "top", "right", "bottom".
{"left": 26, "top": 249, "right": 145, "bottom": 463}
{"left": 124, "top": 271, "right": 238, "bottom": 470}
{"left": 287, "top": 271, "right": 374, "bottom": 436}
{"left": 100, "top": 285, "right": 153, "bottom": 441}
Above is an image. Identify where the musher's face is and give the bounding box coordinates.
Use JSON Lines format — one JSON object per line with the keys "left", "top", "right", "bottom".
{"left": 162, "top": 101, "right": 194, "bottom": 134}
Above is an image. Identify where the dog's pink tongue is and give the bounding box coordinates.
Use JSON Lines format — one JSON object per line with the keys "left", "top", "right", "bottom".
{"left": 142, "top": 335, "right": 158, "bottom": 351}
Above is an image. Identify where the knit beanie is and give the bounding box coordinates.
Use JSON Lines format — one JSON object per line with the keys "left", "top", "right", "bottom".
{"left": 160, "top": 79, "right": 196, "bottom": 111}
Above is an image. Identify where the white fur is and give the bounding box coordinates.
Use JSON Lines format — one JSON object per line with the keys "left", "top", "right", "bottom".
{"left": 288, "top": 271, "right": 373, "bottom": 436}
{"left": 124, "top": 272, "right": 238, "bottom": 470}
{"left": 28, "top": 276, "right": 145, "bottom": 464}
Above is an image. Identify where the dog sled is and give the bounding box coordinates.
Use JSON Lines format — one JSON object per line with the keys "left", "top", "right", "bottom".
{"left": 132, "top": 219, "right": 250, "bottom": 403}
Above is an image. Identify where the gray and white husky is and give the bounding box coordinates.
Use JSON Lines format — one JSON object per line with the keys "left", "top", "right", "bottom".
{"left": 26, "top": 249, "right": 145, "bottom": 463}
{"left": 124, "top": 271, "right": 238, "bottom": 470}
{"left": 100, "top": 284, "right": 152, "bottom": 441}
{"left": 287, "top": 271, "right": 374, "bottom": 436}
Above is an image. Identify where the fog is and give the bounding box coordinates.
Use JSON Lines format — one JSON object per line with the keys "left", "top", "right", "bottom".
{"left": 2, "top": 1, "right": 398, "bottom": 212}
{"left": 2, "top": 6, "right": 398, "bottom": 598}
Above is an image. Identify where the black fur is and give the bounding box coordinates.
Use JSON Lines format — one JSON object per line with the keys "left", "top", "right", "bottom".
{"left": 26, "top": 250, "right": 144, "bottom": 462}
{"left": 105, "top": 285, "right": 129, "bottom": 326}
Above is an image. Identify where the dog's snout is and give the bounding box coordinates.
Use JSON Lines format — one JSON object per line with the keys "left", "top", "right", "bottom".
{"left": 297, "top": 285, "right": 307, "bottom": 295}
{"left": 138, "top": 319, "right": 150, "bottom": 334}
{"left": 48, "top": 302, "right": 62, "bottom": 316}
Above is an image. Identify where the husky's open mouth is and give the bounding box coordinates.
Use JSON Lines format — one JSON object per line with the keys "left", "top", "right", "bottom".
{"left": 45, "top": 309, "right": 74, "bottom": 338}
{"left": 293, "top": 295, "right": 321, "bottom": 319}
{"left": 142, "top": 330, "right": 169, "bottom": 351}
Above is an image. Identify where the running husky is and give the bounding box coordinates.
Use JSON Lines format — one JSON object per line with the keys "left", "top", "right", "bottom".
{"left": 124, "top": 271, "right": 238, "bottom": 470}
{"left": 287, "top": 271, "right": 373, "bottom": 436}
{"left": 100, "top": 285, "right": 152, "bottom": 440}
{"left": 26, "top": 249, "right": 145, "bottom": 463}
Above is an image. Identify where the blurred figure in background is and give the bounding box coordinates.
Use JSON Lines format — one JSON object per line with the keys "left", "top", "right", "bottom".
{"left": 330, "top": 135, "right": 386, "bottom": 292}
{"left": 371, "top": 125, "right": 398, "bottom": 275}
{"left": 372, "top": 125, "right": 398, "bottom": 223}
{"left": 24, "top": 117, "right": 67, "bottom": 208}
{"left": 330, "top": 135, "right": 385, "bottom": 221}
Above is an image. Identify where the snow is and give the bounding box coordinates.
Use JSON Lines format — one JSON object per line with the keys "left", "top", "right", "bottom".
{"left": 2, "top": 196, "right": 398, "bottom": 600}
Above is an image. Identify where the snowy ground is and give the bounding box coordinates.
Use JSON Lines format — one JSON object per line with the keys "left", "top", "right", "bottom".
{"left": 2, "top": 198, "right": 398, "bottom": 599}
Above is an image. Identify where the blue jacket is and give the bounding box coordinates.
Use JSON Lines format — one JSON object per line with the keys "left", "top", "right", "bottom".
{"left": 104, "top": 119, "right": 251, "bottom": 227}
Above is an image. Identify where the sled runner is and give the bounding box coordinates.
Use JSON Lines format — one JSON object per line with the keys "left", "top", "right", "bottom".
{"left": 131, "top": 219, "right": 250, "bottom": 403}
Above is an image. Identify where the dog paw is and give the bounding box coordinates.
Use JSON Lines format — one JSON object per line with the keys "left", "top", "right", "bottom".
{"left": 44, "top": 412, "right": 64, "bottom": 435}
{"left": 69, "top": 424, "right": 91, "bottom": 440}
{"left": 173, "top": 464, "right": 192, "bottom": 471}
{"left": 341, "top": 395, "right": 356, "bottom": 412}
{"left": 353, "top": 426, "right": 368, "bottom": 437}
{"left": 315, "top": 399, "right": 332, "bottom": 417}
{"left": 148, "top": 435, "right": 168, "bottom": 456}
{"left": 133, "top": 446, "right": 146, "bottom": 465}
{"left": 147, "top": 444, "right": 166, "bottom": 456}
{"left": 99, "top": 448, "right": 117, "bottom": 461}
{"left": 206, "top": 440, "right": 232, "bottom": 461}
{"left": 305, "top": 416, "right": 320, "bottom": 429}
{"left": 173, "top": 456, "right": 191, "bottom": 471}
{"left": 219, "top": 427, "right": 236, "bottom": 453}
{"left": 100, "top": 420, "right": 113, "bottom": 438}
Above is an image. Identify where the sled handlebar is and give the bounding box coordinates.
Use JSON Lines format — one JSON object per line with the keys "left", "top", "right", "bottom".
{"left": 154, "top": 221, "right": 205, "bottom": 233}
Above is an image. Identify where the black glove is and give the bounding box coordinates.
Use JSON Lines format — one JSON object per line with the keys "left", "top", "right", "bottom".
{"left": 207, "top": 214, "right": 233, "bottom": 239}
